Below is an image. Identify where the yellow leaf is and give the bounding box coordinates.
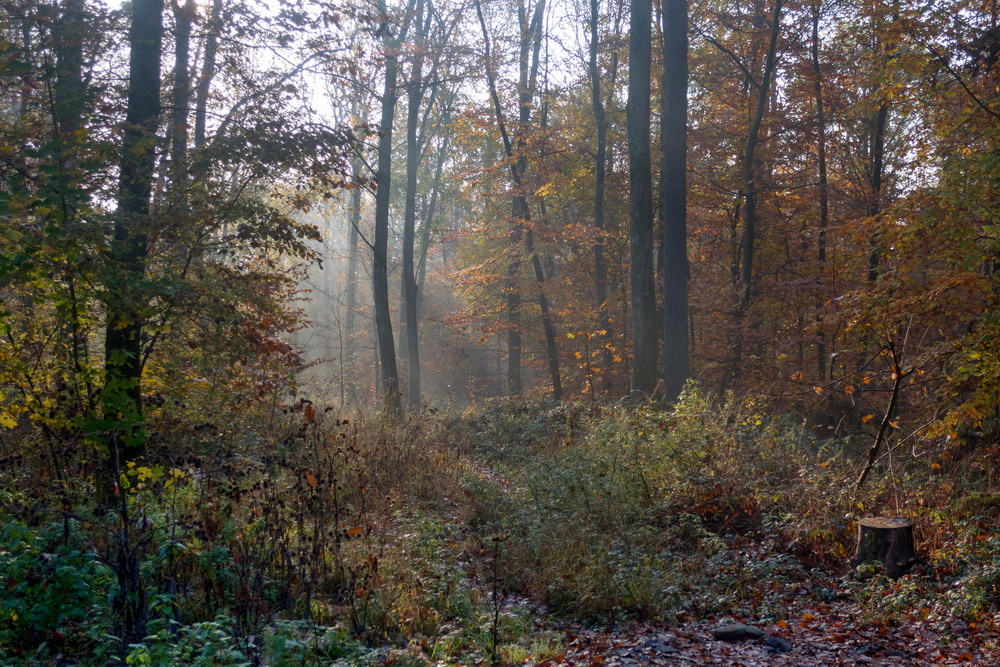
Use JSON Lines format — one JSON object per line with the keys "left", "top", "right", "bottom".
{"left": 566, "top": 333, "right": 575, "bottom": 339}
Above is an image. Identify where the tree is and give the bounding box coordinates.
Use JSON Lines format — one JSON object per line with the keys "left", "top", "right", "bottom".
{"left": 371, "top": 0, "right": 415, "bottom": 414}
{"left": 660, "top": 0, "right": 690, "bottom": 401}
{"left": 102, "top": 0, "right": 164, "bottom": 455}
{"left": 627, "top": 0, "right": 657, "bottom": 394}
{"left": 587, "top": 0, "right": 615, "bottom": 393}
{"left": 474, "top": 0, "right": 561, "bottom": 400}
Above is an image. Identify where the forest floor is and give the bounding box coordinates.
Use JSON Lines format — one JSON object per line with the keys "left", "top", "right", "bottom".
{"left": 533, "top": 613, "right": 997, "bottom": 666}
{"left": 5, "top": 396, "right": 1000, "bottom": 666}
{"left": 369, "top": 399, "right": 1000, "bottom": 666}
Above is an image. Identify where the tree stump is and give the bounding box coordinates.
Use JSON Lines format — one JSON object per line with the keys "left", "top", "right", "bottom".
{"left": 855, "top": 517, "right": 918, "bottom": 578}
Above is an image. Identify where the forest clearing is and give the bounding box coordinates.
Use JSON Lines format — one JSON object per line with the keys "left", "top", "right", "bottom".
{"left": 2, "top": 0, "right": 1000, "bottom": 663}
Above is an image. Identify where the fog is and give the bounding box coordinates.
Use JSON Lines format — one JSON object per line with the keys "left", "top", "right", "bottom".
{"left": 288, "top": 186, "right": 514, "bottom": 410}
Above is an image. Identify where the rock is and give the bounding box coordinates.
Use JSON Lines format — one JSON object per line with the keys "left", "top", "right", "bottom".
{"left": 711, "top": 623, "right": 765, "bottom": 641}
{"left": 764, "top": 635, "right": 793, "bottom": 653}
{"left": 642, "top": 639, "right": 678, "bottom": 655}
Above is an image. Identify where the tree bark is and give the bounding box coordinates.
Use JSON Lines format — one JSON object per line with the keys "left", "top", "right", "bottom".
{"left": 660, "top": 0, "right": 690, "bottom": 402}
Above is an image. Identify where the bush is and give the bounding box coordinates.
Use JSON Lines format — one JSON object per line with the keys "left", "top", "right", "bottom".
{"left": 0, "top": 520, "right": 114, "bottom": 661}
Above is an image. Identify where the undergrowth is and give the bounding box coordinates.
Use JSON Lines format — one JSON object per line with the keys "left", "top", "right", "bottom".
{"left": 1, "top": 389, "right": 998, "bottom": 664}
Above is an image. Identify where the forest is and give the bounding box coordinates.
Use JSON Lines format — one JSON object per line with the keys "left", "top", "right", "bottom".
{"left": 0, "top": 0, "right": 999, "bottom": 663}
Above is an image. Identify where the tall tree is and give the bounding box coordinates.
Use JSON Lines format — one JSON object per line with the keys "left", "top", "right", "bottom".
{"left": 401, "top": 0, "right": 433, "bottom": 411}
{"left": 628, "top": 0, "right": 657, "bottom": 394}
{"left": 660, "top": 0, "right": 690, "bottom": 401}
{"left": 475, "top": 0, "right": 561, "bottom": 399}
{"left": 587, "top": 0, "right": 614, "bottom": 393}
{"left": 810, "top": 0, "right": 830, "bottom": 381}
{"left": 102, "top": 0, "right": 164, "bottom": 453}
{"left": 371, "top": 0, "right": 415, "bottom": 414}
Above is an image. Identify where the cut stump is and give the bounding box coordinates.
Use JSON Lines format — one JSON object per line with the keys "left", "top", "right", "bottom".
{"left": 855, "top": 516, "right": 917, "bottom": 578}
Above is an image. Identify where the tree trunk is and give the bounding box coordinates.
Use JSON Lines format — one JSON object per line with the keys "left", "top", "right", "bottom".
{"left": 739, "top": 0, "right": 782, "bottom": 304}
{"left": 855, "top": 517, "right": 918, "bottom": 578}
{"left": 371, "top": 0, "right": 415, "bottom": 415}
{"left": 811, "top": 0, "right": 829, "bottom": 382}
{"left": 344, "top": 150, "right": 363, "bottom": 396}
{"left": 54, "top": 0, "right": 90, "bottom": 399}
{"left": 729, "top": 0, "right": 783, "bottom": 387}
{"left": 102, "top": 0, "right": 163, "bottom": 457}
{"left": 660, "top": 0, "right": 690, "bottom": 402}
{"left": 401, "top": 0, "right": 431, "bottom": 412}
{"left": 628, "top": 0, "right": 657, "bottom": 395}
{"left": 867, "top": 101, "right": 888, "bottom": 283}
{"left": 170, "top": 0, "right": 195, "bottom": 178}
{"left": 416, "top": 128, "right": 450, "bottom": 303}
{"left": 588, "top": 0, "right": 614, "bottom": 394}
{"left": 194, "top": 0, "right": 221, "bottom": 149}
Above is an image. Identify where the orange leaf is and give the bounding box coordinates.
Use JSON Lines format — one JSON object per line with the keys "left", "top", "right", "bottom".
{"left": 814, "top": 386, "right": 824, "bottom": 394}
{"left": 791, "top": 371, "right": 804, "bottom": 381}
{"left": 862, "top": 414, "right": 875, "bottom": 423}
{"left": 347, "top": 526, "right": 364, "bottom": 536}
{"left": 306, "top": 472, "right": 318, "bottom": 489}
{"left": 844, "top": 385, "right": 855, "bottom": 395}
{"left": 776, "top": 619, "right": 788, "bottom": 629}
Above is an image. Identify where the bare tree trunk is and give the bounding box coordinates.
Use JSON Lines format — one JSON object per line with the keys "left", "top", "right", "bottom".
{"left": 193, "top": 0, "right": 221, "bottom": 149}
{"left": 417, "top": 126, "right": 451, "bottom": 303}
{"left": 401, "top": 0, "right": 432, "bottom": 411}
{"left": 588, "top": 0, "right": 614, "bottom": 393}
{"left": 811, "top": 0, "right": 829, "bottom": 382}
{"left": 628, "top": 0, "right": 657, "bottom": 395}
{"left": 170, "top": 0, "right": 195, "bottom": 176}
{"left": 371, "top": 0, "right": 415, "bottom": 415}
{"left": 660, "top": 0, "right": 690, "bottom": 402}
{"left": 867, "top": 101, "right": 888, "bottom": 283}
{"left": 344, "top": 150, "right": 362, "bottom": 395}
